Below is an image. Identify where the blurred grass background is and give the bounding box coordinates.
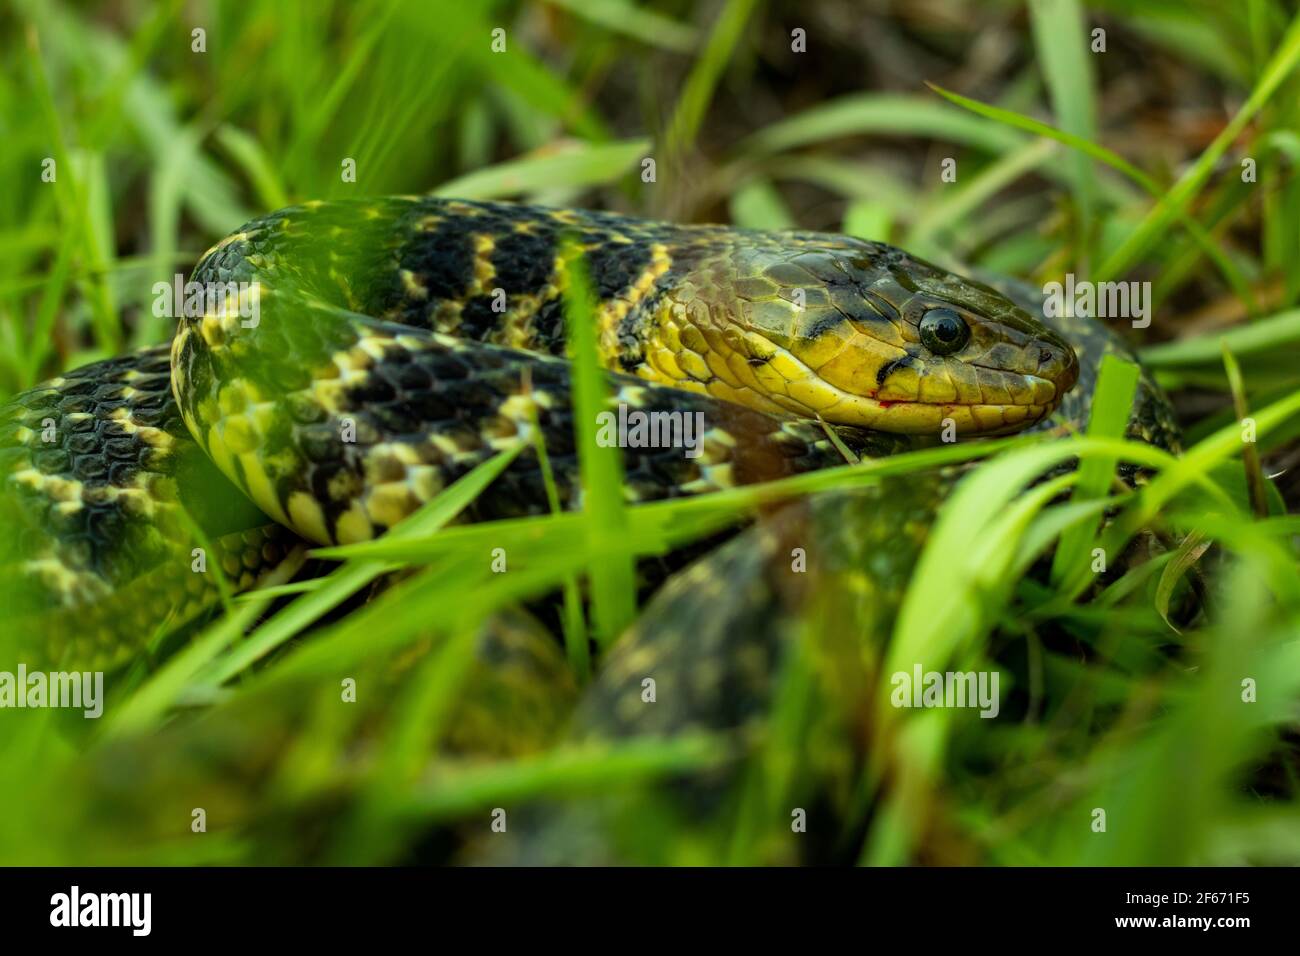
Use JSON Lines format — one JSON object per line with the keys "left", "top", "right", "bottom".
{"left": 1, "top": 0, "right": 1300, "bottom": 865}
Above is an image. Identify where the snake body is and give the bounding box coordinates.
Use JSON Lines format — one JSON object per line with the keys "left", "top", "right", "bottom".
{"left": 0, "top": 199, "right": 1186, "bottom": 864}
{"left": 2, "top": 198, "right": 1092, "bottom": 667}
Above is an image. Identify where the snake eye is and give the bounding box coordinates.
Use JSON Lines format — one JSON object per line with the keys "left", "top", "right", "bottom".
{"left": 919, "top": 308, "right": 970, "bottom": 356}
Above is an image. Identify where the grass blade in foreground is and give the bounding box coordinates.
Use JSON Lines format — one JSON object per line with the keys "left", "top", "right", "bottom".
{"left": 1050, "top": 353, "right": 1140, "bottom": 589}
{"left": 563, "top": 241, "right": 637, "bottom": 645}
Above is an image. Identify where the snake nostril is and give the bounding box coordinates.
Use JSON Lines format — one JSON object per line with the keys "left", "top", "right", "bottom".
{"left": 1038, "top": 349, "right": 1053, "bottom": 367}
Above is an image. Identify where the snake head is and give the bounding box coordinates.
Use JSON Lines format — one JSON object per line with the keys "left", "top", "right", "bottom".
{"left": 681, "top": 237, "right": 1079, "bottom": 436}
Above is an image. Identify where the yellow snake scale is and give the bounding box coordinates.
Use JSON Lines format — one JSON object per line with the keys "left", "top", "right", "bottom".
{"left": 1, "top": 197, "right": 1177, "bottom": 674}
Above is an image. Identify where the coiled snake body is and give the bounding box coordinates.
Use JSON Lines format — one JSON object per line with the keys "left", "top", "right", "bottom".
{"left": 2, "top": 199, "right": 1187, "bottom": 864}
{"left": 3, "top": 198, "right": 1170, "bottom": 674}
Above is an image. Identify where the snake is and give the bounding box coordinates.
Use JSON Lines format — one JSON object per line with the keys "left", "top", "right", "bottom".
{"left": 0, "top": 196, "right": 1112, "bottom": 667}
{"left": 0, "top": 198, "right": 1184, "bottom": 864}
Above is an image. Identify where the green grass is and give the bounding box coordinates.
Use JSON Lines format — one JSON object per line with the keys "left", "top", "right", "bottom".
{"left": 561, "top": 239, "right": 638, "bottom": 646}
{"left": 1, "top": 0, "right": 1299, "bottom": 866}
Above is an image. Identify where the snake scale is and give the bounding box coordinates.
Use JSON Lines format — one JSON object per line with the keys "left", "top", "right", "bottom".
{"left": 1, "top": 198, "right": 1180, "bottom": 863}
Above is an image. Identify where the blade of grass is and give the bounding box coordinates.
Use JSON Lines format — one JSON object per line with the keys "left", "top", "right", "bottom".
{"left": 728, "top": 178, "right": 795, "bottom": 229}
{"left": 24, "top": 25, "right": 120, "bottom": 353}
{"left": 1028, "top": 0, "right": 1098, "bottom": 247}
{"left": 1221, "top": 342, "right": 1270, "bottom": 518}
{"left": 1093, "top": 387, "right": 1300, "bottom": 584}
{"left": 434, "top": 138, "right": 651, "bottom": 200}
{"left": 215, "top": 125, "right": 290, "bottom": 210}
{"left": 267, "top": 556, "right": 591, "bottom": 685}
{"left": 327, "top": 616, "right": 488, "bottom": 864}
{"left": 1153, "top": 529, "right": 1211, "bottom": 632}
{"left": 905, "top": 138, "right": 1057, "bottom": 252}
{"left": 543, "top": 0, "right": 698, "bottom": 53}
{"left": 739, "top": 93, "right": 1026, "bottom": 158}
{"left": 1050, "top": 354, "right": 1141, "bottom": 588}
{"left": 22, "top": 228, "right": 76, "bottom": 386}
{"left": 398, "top": 734, "right": 729, "bottom": 821}
{"left": 841, "top": 199, "right": 893, "bottom": 242}
{"left": 102, "top": 596, "right": 275, "bottom": 738}
{"left": 1140, "top": 307, "right": 1300, "bottom": 366}
{"left": 926, "top": 82, "right": 1255, "bottom": 308}
{"left": 563, "top": 240, "right": 637, "bottom": 645}
{"left": 1097, "top": 9, "right": 1300, "bottom": 281}
{"left": 663, "top": 0, "right": 759, "bottom": 158}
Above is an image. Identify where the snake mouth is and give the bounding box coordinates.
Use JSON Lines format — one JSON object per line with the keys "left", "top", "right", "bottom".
{"left": 744, "top": 366, "right": 1064, "bottom": 435}
{"left": 742, "top": 339, "right": 1071, "bottom": 435}
{"left": 817, "top": 392, "right": 1058, "bottom": 435}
